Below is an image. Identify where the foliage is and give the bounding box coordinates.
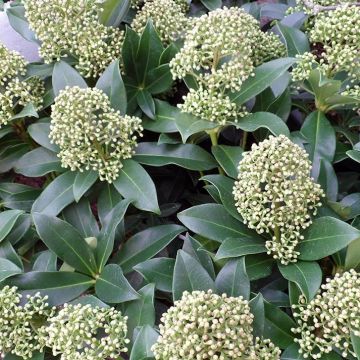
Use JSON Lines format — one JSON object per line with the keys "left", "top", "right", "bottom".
{"left": 0, "top": 0, "right": 360, "bottom": 359}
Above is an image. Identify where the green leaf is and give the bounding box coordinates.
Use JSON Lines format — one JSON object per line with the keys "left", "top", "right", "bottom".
{"left": 4, "top": 352, "right": 44, "bottom": 360}
{"left": 229, "top": 57, "right": 296, "bottom": 105}
{"left": 5, "top": 271, "right": 93, "bottom": 306}
{"left": 347, "top": 150, "right": 360, "bottom": 163}
{"left": 216, "top": 237, "right": 267, "bottom": 260}
{"left": 0, "top": 240, "right": 23, "bottom": 269}
{"left": 0, "top": 183, "right": 40, "bottom": 212}
{"left": 281, "top": 344, "right": 306, "bottom": 359}
{"left": 200, "top": 0, "right": 221, "bottom": 10}
{"left": 298, "top": 216, "right": 360, "bottom": 261}
{"left": 211, "top": 145, "right": 243, "bottom": 179}
{"left": 15, "top": 147, "right": 62, "bottom": 176}
{"left": 99, "top": 0, "right": 130, "bottom": 26}
{"left": 215, "top": 257, "right": 250, "bottom": 299}
{"left": 173, "top": 250, "right": 215, "bottom": 301}
{"left": 96, "top": 59, "right": 127, "bottom": 115}
{"left": 124, "top": 284, "right": 156, "bottom": 336}
{"left": 301, "top": 111, "right": 336, "bottom": 179}
{"left": 33, "top": 251, "right": 57, "bottom": 272}
{"left": 27, "top": 122, "right": 59, "bottom": 152}
{"left": 96, "top": 199, "right": 132, "bottom": 270}
{"left": 113, "top": 159, "right": 160, "bottom": 214}
{"left": 6, "top": 5, "right": 37, "bottom": 42}
{"left": 201, "top": 175, "right": 242, "bottom": 221}
{"left": 246, "top": 254, "right": 274, "bottom": 281}
{"left": 275, "top": 23, "right": 310, "bottom": 57}
{"left": 73, "top": 170, "right": 98, "bottom": 202}
{"left": 175, "top": 112, "right": 217, "bottom": 143}
{"left": 249, "top": 293, "right": 265, "bottom": 338}
{"left": 95, "top": 264, "right": 139, "bottom": 303}
{"left": 11, "top": 103, "right": 39, "bottom": 120}
{"left": 263, "top": 301, "right": 296, "bottom": 349}
{"left": 63, "top": 200, "right": 99, "bottom": 238}
{"left": 0, "top": 144, "right": 29, "bottom": 173}
{"left": 231, "top": 112, "right": 290, "bottom": 137}
{"left": 145, "top": 64, "right": 173, "bottom": 94}
{"left": 134, "top": 142, "right": 217, "bottom": 170}
{"left": 33, "top": 213, "right": 97, "bottom": 276}
{"left": 178, "top": 204, "right": 261, "bottom": 243}
{"left": 137, "top": 90, "right": 155, "bottom": 119}
{"left": 0, "top": 258, "right": 22, "bottom": 282}
{"left": 134, "top": 258, "right": 175, "bottom": 292}
{"left": 278, "top": 261, "right": 322, "bottom": 301}
{"left": 52, "top": 61, "right": 87, "bottom": 96}
{"left": 31, "top": 171, "right": 77, "bottom": 216}
{"left": 351, "top": 332, "right": 360, "bottom": 360}
{"left": 130, "top": 325, "right": 158, "bottom": 360}
{"left": 115, "top": 224, "right": 185, "bottom": 273}
{"left": 0, "top": 210, "right": 24, "bottom": 242}
{"left": 98, "top": 184, "right": 123, "bottom": 226}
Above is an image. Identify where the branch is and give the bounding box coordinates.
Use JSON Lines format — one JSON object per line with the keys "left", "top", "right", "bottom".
{"left": 302, "top": 0, "right": 360, "bottom": 14}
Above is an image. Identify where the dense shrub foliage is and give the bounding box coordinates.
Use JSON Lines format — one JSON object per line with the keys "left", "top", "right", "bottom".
{"left": 0, "top": 0, "right": 360, "bottom": 359}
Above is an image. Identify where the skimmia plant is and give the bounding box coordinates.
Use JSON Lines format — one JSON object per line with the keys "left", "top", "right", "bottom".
{"left": 0, "top": 0, "right": 360, "bottom": 359}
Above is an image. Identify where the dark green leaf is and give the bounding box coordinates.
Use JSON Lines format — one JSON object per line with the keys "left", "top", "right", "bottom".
{"left": 52, "top": 61, "right": 87, "bottom": 96}
{"left": 178, "top": 204, "right": 261, "bottom": 243}
{"left": 130, "top": 325, "right": 158, "bottom": 360}
{"left": 33, "top": 213, "right": 97, "bottom": 276}
{"left": 73, "top": 170, "right": 98, "bottom": 202}
{"left": 134, "top": 258, "right": 175, "bottom": 292}
{"left": 216, "top": 237, "right": 267, "bottom": 260}
{"left": 215, "top": 257, "right": 250, "bottom": 299}
{"left": 27, "top": 122, "right": 59, "bottom": 152}
{"left": 275, "top": 23, "right": 310, "bottom": 56}
{"left": 0, "top": 210, "right": 24, "bottom": 242}
{"left": 95, "top": 264, "right": 139, "bottom": 303}
{"left": 351, "top": 332, "right": 360, "bottom": 360}
{"left": 98, "top": 184, "right": 123, "bottom": 226}
{"left": 249, "top": 293, "right": 265, "bottom": 337}
{"left": 99, "top": 0, "right": 130, "bottom": 26}
{"left": 134, "top": 142, "right": 217, "bottom": 170}
{"left": 211, "top": 145, "right": 243, "bottom": 179}
{"left": 11, "top": 103, "right": 38, "bottom": 120}
{"left": 96, "top": 59, "right": 127, "bottom": 115}
{"left": 137, "top": 90, "right": 155, "bottom": 119}
{"left": 142, "top": 100, "right": 178, "bottom": 133}
{"left": 173, "top": 250, "right": 215, "bottom": 301}
{"left": 115, "top": 224, "right": 185, "bottom": 273}
{"left": 113, "top": 159, "right": 160, "bottom": 214}
{"left": 5, "top": 271, "right": 93, "bottom": 306}
{"left": 298, "top": 217, "right": 360, "bottom": 261}
{"left": 145, "top": 64, "right": 173, "bottom": 94}
{"left": 33, "top": 251, "right": 57, "bottom": 272}
{"left": 246, "top": 254, "right": 274, "bottom": 281}
{"left": 278, "top": 261, "right": 322, "bottom": 301}
{"left": 199, "top": 0, "right": 221, "bottom": 10}
{"left": 6, "top": 5, "right": 37, "bottom": 42}
{"left": 0, "top": 144, "right": 29, "bottom": 173}
{"left": 0, "top": 258, "right": 22, "bottom": 282}
{"left": 31, "top": 171, "right": 77, "bottom": 216}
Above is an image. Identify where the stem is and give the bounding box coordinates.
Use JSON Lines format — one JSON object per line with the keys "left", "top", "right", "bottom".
{"left": 207, "top": 128, "right": 225, "bottom": 175}
{"left": 240, "top": 131, "right": 248, "bottom": 150}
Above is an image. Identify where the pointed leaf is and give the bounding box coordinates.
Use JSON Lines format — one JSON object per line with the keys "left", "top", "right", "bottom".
{"left": 73, "top": 170, "right": 98, "bottom": 202}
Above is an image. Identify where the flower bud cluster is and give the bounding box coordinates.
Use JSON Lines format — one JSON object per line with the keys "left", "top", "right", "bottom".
{"left": 50, "top": 86, "right": 143, "bottom": 183}
{"left": 292, "top": 6, "right": 360, "bottom": 82}
{"left": 22, "top": 0, "right": 124, "bottom": 78}
{"left": 152, "top": 290, "right": 280, "bottom": 359}
{"left": 292, "top": 269, "right": 360, "bottom": 359}
{"left": 0, "top": 44, "right": 45, "bottom": 127}
{"left": 131, "top": 0, "right": 189, "bottom": 43}
{"left": 233, "top": 135, "right": 324, "bottom": 264}
{"left": 169, "top": 7, "right": 285, "bottom": 125}
{"left": 0, "top": 286, "right": 53, "bottom": 359}
{"left": 41, "top": 303, "right": 129, "bottom": 360}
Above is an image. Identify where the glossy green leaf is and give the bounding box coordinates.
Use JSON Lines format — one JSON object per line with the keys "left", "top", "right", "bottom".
{"left": 31, "top": 171, "right": 77, "bottom": 216}
{"left": 115, "top": 224, "right": 185, "bottom": 273}
{"left": 347, "top": 150, "right": 360, "bottom": 163}
{"left": 11, "top": 103, "right": 38, "bottom": 120}
{"left": 249, "top": 293, "right": 265, "bottom": 337}
{"left": 113, "top": 159, "right": 160, "bottom": 214}
{"left": 134, "top": 142, "right": 217, "bottom": 170}
{"left": 137, "top": 90, "right": 155, "bottom": 119}
{"left": 73, "top": 170, "right": 98, "bottom": 202}
{"left": 200, "top": 0, "right": 221, "bottom": 10}
{"left": 27, "top": 122, "right": 59, "bottom": 152}
{"left": 0, "top": 144, "right": 29, "bottom": 173}
{"left": 211, "top": 145, "right": 243, "bottom": 179}
{"left": 96, "top": 59, "right": 127, "bottom": 115}
{"left": 278, "top": 261, "right": 322, "bottom": 301}
{"left": 5, "top": 271, "right": 93, "bottom": 306}
{"left": 298, "top": 216, "right": 360, "bottom": 260}
{"left": 99, "top": 0, "right": 130, "bottom": 27}
{"left": 216, "top": 237, "right": 267, "bottom": 260}
{"left": 134, "top": 258, "right": 175, "bottom": 292}
{"left": 0, "top": 258, "right": 22, "bottom": 282}
{"left": 178, "top": 204, "right": 261, "bottom": 243}
{"left": 231, "top": 112, "right": 290, "bottom": 137}
{"left": 215, "top": 257, "right": 250, "bottom": 299}
{"left": 0, "top": 210, "right": 24, "bottom": 242}
{"left": 246, "top": 254, "right": 274, "bottom": 281}
{"left": 130, "top": 325, "right": 158, "bottom": 360}
{"left": 52, "top": 61, "right": 87, "bottom": 96}
{"left": 281, "top": 344, "right": 306, "bottom": 359}
{"left": 351, "top": 332, "right": 360, "bottom": 360}
{"left": 33, "top": 251, "right": 57, "bottom": 272}
{"left": 96, "top": 199, "right": 132, "bottom": 270}
{"left": 275, "top": 23, "right": 310, "bottom": 56}
{"left": 0, "top": 240, "right": 23, "bottom": 269}
{"left": 6, "top": 5, "right": 37, "bottom": 42}
{"left": 172, "top": 250, "right": 215, "bottom": 301}
{"left": 95, "top": 264, "right": 139, "bottom": 303}
{"left": 97, "top": 184, "right": 123, "bottom": 226}
{"left": 301, "top": 111, "right": 336, "bottom": 179}
{"left": 229, "top": 57, "right": 296, "bottom": 105}
{"left": 145, "top": 64, "right": 173, "bottom": 94}
{"left": 33, "top": 213, "right": 97, "bottom": 276}
{"left": 15, "top": 147, "right": 62, "bottom": 176}
{"left": 124, "top": 284, "right": 156, "bottom": 336}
